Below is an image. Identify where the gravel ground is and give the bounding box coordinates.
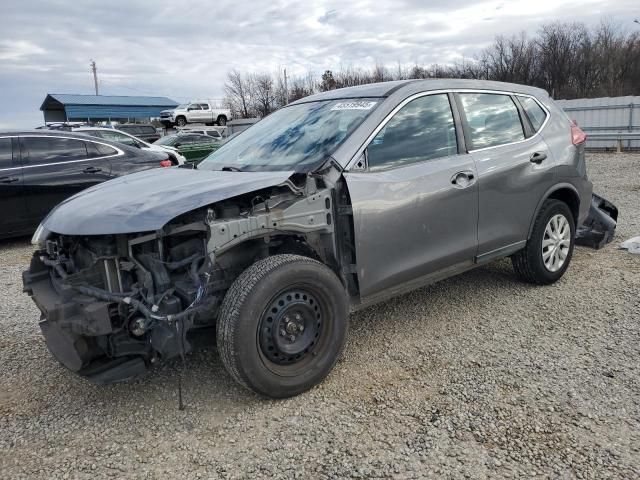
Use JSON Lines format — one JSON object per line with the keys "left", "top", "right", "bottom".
{"left": 1, "top": 153, "right": 639, "bottom": 480}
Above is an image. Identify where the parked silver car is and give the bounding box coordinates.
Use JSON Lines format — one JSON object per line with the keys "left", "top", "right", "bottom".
{"left": 24, "top": 79, "right": 593, "bottom": 398}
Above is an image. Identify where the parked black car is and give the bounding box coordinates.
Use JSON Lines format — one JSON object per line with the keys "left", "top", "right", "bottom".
{"left": 115, "top": 124, "right": 161, "bottom": 143}
{"left": 0, "top": 130, "right": 172, "bottom": 239}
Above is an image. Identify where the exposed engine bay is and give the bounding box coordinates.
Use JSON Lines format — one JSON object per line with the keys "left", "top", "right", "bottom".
{"left": 23, "top": 177, "right": 345, "bottom": 384}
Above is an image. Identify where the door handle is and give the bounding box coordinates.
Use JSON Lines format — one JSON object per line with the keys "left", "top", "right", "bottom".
{"left": 0, "top": 176, "right": 19, "bottom": 184}
{"left": 83, "top": 166, "right": 102, "bottom": 173}
{"left": 451, "top": 171, "right": 475, "bottom": 188}
{"left": 530, "top": 152, "right": 547, "bottom": 164}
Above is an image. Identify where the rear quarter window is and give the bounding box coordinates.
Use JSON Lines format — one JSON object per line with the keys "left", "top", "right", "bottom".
{"left": 517, "top": 96, "right": 548, "bottom": 132}
{"left": 86, "top": 141, "right": 119, "bottom": 158}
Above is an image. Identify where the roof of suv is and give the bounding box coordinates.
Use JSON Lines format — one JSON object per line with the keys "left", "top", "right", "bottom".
{"left": 0, "top": 129, "right": 100, "bottom": 137}
{"left": 291, "top": 79, "right": 549, "bottom": 104}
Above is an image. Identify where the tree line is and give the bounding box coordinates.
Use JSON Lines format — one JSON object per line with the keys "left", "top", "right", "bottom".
{"left": 224, "top": 20, "right": 640, "bottom": 119}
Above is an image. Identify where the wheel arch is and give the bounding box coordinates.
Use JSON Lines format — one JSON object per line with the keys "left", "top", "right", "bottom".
{"left": 527, "top": 183, "right": 581, "bottom": 239}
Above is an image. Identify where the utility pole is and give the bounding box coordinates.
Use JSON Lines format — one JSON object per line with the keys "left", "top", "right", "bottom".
{"left": 90, "top": 60, "right": 99, "bottom": 95}
{"left": 284, "top": 68, "right": 288, "bottom": 104}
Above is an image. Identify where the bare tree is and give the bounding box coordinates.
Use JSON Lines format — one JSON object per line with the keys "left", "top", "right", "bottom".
{"left": 251, "top": 74, "right": 276, "bottom": 117}
{"left": 224, "top": 19, "right": 640, "bottom": 115}
{"left": 224, "top": 69, "right": 253, "bottom": 118}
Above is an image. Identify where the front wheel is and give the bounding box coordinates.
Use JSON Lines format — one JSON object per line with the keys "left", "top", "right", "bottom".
{"left": 216, "top": 115, "right": 227, "bottom": 126}
{"left": 175, "top": 116, "right": 187, "bottom": 127}
{"left": 512, "top": 199, "right": 576, "bottom": 285}
{"left": 217, "top": 254, "right": 348, "bottom": 398}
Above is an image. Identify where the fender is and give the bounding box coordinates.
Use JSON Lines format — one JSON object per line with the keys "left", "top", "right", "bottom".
{"left": 527, "top": 182, "right": 580, "bottom": 239}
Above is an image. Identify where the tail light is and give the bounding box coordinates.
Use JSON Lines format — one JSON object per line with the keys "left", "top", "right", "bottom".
{"left": 571, "top": 120, "right": 587, "bottom": 145}
{"left": 159, "top": 159, "right": 173, "bottom": 167}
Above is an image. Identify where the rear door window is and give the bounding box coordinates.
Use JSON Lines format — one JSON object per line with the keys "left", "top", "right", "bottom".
{"left": 0, "top": 138, "right": 13, "bottom": 168}
{"left": 517, "top": 96, "right": 548, "bottom": 132}
{"left": 367, "top": 94, "right": 458, "bottom": 171}
{"left": 22, "top": 136, "right": 88, "bottom": 164}
{"left": 458, "top": 93, "right": 525, "bottom": 150}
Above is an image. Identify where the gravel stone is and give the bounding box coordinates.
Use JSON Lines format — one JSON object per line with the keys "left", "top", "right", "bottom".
{"left": 0, "top": 153, "right": 639, "bottom": 479}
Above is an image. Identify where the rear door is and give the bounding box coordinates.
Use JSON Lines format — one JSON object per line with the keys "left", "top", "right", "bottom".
{"left": 186, "top": 103, "right": 202, "bottom": 122}
{"left": 0, "top": 137, "right": 28, "bottom": 235}
{"left": 455, "top": 92, "right": 555, "bottom": 257}
{"left": 344, "top": 93, "right": 479, "bottom": 298}
{"left": 20, "top": 135, "right": 115, "bottom": 225}
{"left": 197, "top": 103, "right": 213, "bottom": 123}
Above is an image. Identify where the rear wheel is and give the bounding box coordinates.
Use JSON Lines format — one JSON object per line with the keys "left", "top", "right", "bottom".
{"left": 512, "top": 199, "right": 575, "bottom": 285}
{"left": 216, "top": 115, "right": 227, "bottom": 126}
{"left": 217, "top": 254, "right": 348, "bottom": 398}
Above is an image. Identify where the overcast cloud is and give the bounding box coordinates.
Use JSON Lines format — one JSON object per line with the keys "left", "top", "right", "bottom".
{"left": 0, "top": 0, "right": 637, "bottom": 128}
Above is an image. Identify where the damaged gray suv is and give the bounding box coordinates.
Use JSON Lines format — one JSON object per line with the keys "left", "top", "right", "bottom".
{"left": 24, "top": 79, "right": 593, "bottom": 398}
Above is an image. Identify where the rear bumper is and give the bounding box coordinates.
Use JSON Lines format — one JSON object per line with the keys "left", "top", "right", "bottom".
{"left": 575, "top": 194, "right": 618, "bottom": 249}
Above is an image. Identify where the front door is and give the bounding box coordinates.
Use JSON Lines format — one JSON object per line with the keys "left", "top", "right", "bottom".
{"left": 0, "top": 137, "right": 28, "bottom": 235}
{"left": 344, "top": 93, "right": 479, "bottom": 299}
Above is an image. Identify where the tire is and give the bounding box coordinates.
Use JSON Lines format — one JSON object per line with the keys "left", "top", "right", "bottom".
{"left": 216, "top": 115, "right": 227, "bottom": 126}
{"left": 217, "top": 254, "right": 348, "bottom": 398}
{"left": 512, "top": 199, "right": 576, "bottom": 285}
{"left": 176, "top": 116, "right": 187, "bottom": 127}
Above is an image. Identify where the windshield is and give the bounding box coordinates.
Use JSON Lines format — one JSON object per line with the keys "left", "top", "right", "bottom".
{"left": 154, "top": 135, "right": 176, "bottom": 146}
{"left": 198, "top": 99, "right": 379, "bottom": 172}
{"left": 176, "top": 104, "right": 188, "bottom": 109}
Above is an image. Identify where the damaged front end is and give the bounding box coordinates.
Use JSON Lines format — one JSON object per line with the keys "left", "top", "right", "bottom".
{"left": 23, "top": 177, "right": 337, "bottom": 384}
{"left": 575, "top": 193, "right": 619, "bottom": 250}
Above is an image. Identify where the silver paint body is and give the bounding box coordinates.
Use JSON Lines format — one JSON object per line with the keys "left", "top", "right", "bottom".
{"left": 39, "top": 80, "right": 592, "bottom": 307}
{"left": 292, "top": 79, "right": 592, "bottom": 302}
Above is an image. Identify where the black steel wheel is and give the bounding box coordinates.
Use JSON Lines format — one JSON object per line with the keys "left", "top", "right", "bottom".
{"left": 217, "top": 115, "right": 227, "bottom": 126}
{"left": 217, "top": 255, "right": 348, "bottom": 398}
{"left": 259, "top": 288, "right": 323, "bottom": 367}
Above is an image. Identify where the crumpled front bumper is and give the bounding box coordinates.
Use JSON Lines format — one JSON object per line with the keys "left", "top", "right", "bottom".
{"left": 22, "top": 253, "right": 185, "bottom": 385}
{"left": 575, "top": 194, "right": 619, "bottom": 250}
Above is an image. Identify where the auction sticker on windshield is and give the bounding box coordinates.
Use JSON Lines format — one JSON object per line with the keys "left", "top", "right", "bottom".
{"left": 331, "top": 101, "right": 377, "bottom": 110}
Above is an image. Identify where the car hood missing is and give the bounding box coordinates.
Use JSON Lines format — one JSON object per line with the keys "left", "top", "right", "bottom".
{"left": 42, "top": 168, "right": 295, "bottom": 235}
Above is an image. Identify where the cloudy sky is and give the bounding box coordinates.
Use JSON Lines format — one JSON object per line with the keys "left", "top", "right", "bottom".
{"left": 0, "top": 0, "right": 636, "bottom": 128}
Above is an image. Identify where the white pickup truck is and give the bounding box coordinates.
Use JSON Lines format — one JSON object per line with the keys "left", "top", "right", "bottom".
{"left": 160, "top": 101, "right": 232, "bottom": 128}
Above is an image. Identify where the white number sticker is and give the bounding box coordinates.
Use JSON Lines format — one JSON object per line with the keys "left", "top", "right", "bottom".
{"left": 331, "top": 101, "right": 377, "bottom": 111}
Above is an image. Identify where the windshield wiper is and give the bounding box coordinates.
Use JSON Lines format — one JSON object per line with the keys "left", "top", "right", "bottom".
{"left": 220, "top": 165, "right": 243, "bottom": 172}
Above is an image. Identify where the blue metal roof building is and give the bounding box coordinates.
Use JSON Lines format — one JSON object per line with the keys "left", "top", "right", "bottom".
{"left": 40, "top": 94, "right": 179, "bottom": 123}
